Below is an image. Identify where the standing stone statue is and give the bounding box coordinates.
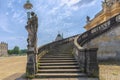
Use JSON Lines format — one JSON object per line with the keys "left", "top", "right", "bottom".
{"left": 25, "top": 12, "right": 38, "bottom": 77}
{"left": 86, "top": 16, "right": 90, "bottom": 23}
{"left": 25, "top": 12, "right": 38, "bottom": 53}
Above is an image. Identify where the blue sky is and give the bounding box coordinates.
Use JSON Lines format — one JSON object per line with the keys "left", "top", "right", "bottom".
{"left": 0, "top": 0, "right": 103, "bottom": 49}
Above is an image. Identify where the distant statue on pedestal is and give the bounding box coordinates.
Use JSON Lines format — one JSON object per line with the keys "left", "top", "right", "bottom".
{"left": 86, "top": 16, "right": 90, "bottom": 23}
{"left": 25, "top": 12, "right": 38, "bottom": 53}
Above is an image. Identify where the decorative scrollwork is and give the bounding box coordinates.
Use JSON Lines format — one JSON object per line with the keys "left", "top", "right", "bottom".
{"left": 78, "top": 13, "right": 120, "bottom": 46}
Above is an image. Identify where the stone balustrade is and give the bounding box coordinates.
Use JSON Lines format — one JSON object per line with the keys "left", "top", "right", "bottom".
{"left": 73, "top": 12, "right": 120, "bottom": 79}
{"left": 73, "top": 36, "right": 99, "bottom": 78}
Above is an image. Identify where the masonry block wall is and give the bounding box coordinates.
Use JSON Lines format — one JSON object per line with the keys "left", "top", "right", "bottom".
{"left": 83, "top": 24, "right": 120, "bottom": 60}
{"left": 0, "top": 42, "right": 8, "bottom": 56}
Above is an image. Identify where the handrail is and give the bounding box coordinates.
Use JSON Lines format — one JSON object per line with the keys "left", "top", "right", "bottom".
{"left": 73, "top": 14, "right": 120, "bottom": 77}
{"left": 77, "top": 13, "right": 120, "bottom": 46}
{"left": 74, "top": 35, "right": 83, "bottom": 50}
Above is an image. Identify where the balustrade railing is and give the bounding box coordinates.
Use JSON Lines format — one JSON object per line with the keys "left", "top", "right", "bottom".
{"left": 36, "top": 13, "right": 120, "bottom": 79}
{"left": 78, "top": 13, "right": 120, "bottom": 46}
{"left": 74, "top": 13, "right": 120, "bottom": 79}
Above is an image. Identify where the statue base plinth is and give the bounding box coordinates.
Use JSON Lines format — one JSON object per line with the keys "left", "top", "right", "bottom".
{"left": 28, "top": 47, "right": 34, "bottom": 52}
{"left": 26, "top": 48, "right": 36, "bottom": 78}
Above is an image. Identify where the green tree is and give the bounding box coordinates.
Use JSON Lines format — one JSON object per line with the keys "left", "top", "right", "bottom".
{"left": 13, "top": 46, "right": 20, "bottom": 54}
{"left": 21, "top": 49, "right": 27, "bottom": 54}
{"left": 8, "top": 46, "right": 27, "bottom": 55}
{"left": 8, "top": 50, "right": 13, "bottom": 55}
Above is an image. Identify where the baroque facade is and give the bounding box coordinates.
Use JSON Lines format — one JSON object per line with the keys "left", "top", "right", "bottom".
{"left": 84, "top": 0, "right": 120, "bottom": 30}
{"left": 0, "top": 42, "right": 8, "bottom": 56}
{"left": 83, "top": 0, "right": 120, "bottom": 60}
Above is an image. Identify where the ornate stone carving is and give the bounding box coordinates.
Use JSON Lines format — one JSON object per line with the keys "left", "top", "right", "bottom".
{"left": 25, "top": 12, "right": 38, "bottom": 53}
{"left": 25, "top": 12, "right": 38, "bottom": 78}
{"left": 86, "top": 16, "right": 90, "bottom": 23}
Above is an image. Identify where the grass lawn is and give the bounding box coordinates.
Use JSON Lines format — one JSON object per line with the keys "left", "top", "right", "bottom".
{"left": 0, "top": 56, "right": 120, "bottom": 80}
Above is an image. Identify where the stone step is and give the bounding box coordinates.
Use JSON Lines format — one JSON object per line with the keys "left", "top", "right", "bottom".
{"left": 35, "top": 73, "right": 87, "bottom": 78}
{"left": 43, "top": 55, "right": 73, "bottom": 57}
{"left": 40, "top": 58, "right": 75, "bottom": 60}
{"left": 39, "top": 62, "right": 78, "bottom": 66}
{"left": 42, "top": 56, "right": 73, "bottom": 58}
{"left": 39, "top": 60, "right": 77, "bottom": 63}
{"left": 43, "top": 54, "right": 73, "bottom": 56}
{"left": 47, "top": 53, "right": 72, "bottom": 55}
{"left": 33, "top": 78, "right": 98, "bottom": 80}
{"left": 49, "top": 52, "right": 71, "bottom": 54}
{"left": 38, "top": 65, "right": 80, "bottom": 69}
{"left": 44, "top": 54, "right": 73, "bottom": 56}
{"left": 37, "top": 69, "right": 82, "bottom": 73}
{"left": 46, "top": 53, "right": 72, "bottom": 55}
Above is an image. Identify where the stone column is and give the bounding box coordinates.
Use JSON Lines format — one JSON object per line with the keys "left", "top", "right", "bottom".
{"left": 85, "top": 48, "right": 99, "bottom": 77}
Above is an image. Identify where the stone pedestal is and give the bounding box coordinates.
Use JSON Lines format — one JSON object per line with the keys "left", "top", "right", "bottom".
{"left": 73, "top": 48, "right": 84, "bottom": 72}
{"left": 85, "top": 48, "right": 99, "bottom": 78}
{"left": 78, "top": 49, "right": 86, "bottom": 72}
{"left": 26, "top": 50, "right": 36, "bottom": 78}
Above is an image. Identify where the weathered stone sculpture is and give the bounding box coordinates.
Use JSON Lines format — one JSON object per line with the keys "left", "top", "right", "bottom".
{"left": 86, "top": 16, "right": 90, "bottom": 23}
{"left": 26, "top": 12, "right": 38, "bottom": 78}
{"left": 26, "top": 12, "right": 38, "bottom": 53}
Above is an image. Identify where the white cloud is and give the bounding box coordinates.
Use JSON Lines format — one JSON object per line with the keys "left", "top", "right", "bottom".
{"left": 60, "top": 0, "right": 81, "bottom": 7}
{"left": 18, "top": 0, "right": 22, "bottom": 3}
{"left": 12, "top": 11, "right": 26, "bottom": 23}
{"left": 13, "top": 12, "right": 20, "bottom": 18}
{"left": 5, "top": 12, "right": 9, "bottom": 16}
{"left": 46, "top": 0, "right": 96, "bottom": 18}
{"left": 0, "top": 0, "right": 102, "bottom": 49}
{"left": 0, "top": 14, "right": 13, "bottom": 33}
{"left": 33, "top": 0, "right": 82, "bottom": 39}
{"left": 7, "top": 0, "right": 15, "bottom": 8}
{"left": 80, "top": 0, "right": 97, "bottom": 8}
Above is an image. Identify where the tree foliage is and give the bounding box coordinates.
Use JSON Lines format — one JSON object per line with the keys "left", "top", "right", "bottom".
{"left": 8, "top": 50, "right": 13, "bottom": 55}
{"left": 13, "top": 46, "right": 20, "bottom": 54}
{"left": 8, "top": 46, "right": 27, "bottom": 55}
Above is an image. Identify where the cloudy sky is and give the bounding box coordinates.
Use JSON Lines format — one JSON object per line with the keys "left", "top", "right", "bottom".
{"left": 0, "top": 0, "right": 103, "bottom": 49}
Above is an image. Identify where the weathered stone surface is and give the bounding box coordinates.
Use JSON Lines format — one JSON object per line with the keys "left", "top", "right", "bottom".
{"left": 83, "top": 24, "right": 120, "bottom": 60}
{"left": 25, "top": 12, "right": 38, "bottom": 78}
{"left": 73, "top": 45, "right": 99, "bottom": 78}
{"left": 26, "top": 51, "right": 36, "bottom": 78}
{"left": 26, "top": 12, "right": 38, "bottom": 53}
{"left": 85, "top": 48, "right": 99, "bottom": 77}
{"left": 0, "top": 42, "right": 8, "bottom": 56}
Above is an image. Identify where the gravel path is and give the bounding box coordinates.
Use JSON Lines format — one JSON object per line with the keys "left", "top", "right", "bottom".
{"left": 0, "top": 56, "right": 27, "bottom": 80}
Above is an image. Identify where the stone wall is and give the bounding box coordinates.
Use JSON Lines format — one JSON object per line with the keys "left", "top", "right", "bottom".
{"left": 83, "top": 24, "right": 120, "bottom": 60}
{"left": 0, "top": 42, "right": 8, "bottom": 56}
{"left": 73, "top": 37, "right": 99, "bottom": 78}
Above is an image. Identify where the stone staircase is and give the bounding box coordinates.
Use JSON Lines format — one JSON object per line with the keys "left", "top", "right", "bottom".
{"left": 35, "top": 52, "right": 87, "bottom": 78}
